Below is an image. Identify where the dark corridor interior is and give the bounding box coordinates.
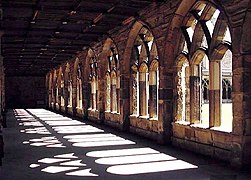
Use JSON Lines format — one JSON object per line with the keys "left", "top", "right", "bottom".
{"left": 5, "top": 76, "right": 45, "bottom": 108}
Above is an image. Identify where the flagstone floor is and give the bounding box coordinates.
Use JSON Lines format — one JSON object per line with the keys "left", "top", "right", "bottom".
{"left": 0, "top": 109, "right": 250, "bottom": 180}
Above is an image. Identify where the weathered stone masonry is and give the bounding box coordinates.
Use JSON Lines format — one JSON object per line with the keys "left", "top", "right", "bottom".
{"left": 46, "top": 0, "right": 251, "bottom": 168}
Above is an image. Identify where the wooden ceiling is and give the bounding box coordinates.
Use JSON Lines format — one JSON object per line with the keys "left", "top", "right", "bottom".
{"left": 0, "top": 0, "right": 162, "bottom": 76}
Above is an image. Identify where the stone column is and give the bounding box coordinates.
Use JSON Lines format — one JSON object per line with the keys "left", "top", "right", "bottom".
{"left": 64, "top": 73, "right": 69, "bottom": 113}
{"left": 0, "top": 31, "right": 4, "bottom": 123}
{"left": 185, "top": 67, "right": 190, "bottom": 122}
{"left": 209, "top": 60, "right": 221, "bottom": 127}
{"left": 82, "top": 81, "right": 91, "bottom": 118}
{"left": 158, "top": 69, "right": 173, "bottom": 143}
{"left": 131, "top": 72, "right": 138, "bottom": 115}
{"left": 91, "top": 79, "right": 96, "bottom": 110}
{"left": 45, "top": 74, "right": 49, "bottom": 109}
{"left": 190, "top": 76, "right": 201, "bottom": 123}
{"left": 149, "top": 70, "right": 157, "bottom": 118}
{"left": 120, "top": 74, "right": 130, "bottom": 130}
{"left": 111, "top": 76, "right": 117, "bottom": 112}
{"left": 139, "top": 72, "right": 147, "bottom": 116}
{"left": 72, "top": 83, "right": 77, "bottom": 115}
{"left": 116, "top": 75, "right": 120, "bottom": 114}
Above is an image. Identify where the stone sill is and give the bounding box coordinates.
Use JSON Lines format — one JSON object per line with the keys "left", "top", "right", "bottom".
{"left": 105, "top": 111, "right": 120, "bottom": 115}
{"left": 175, "top": 121, "right": 190, "bottom": 125}
{"left": 174, "top": 121, "right": 232, "bottom": 134}
{"left": 129, "top": 114, "right": 158, "bottom": 121}
{"left": 210, "top": 126, "right": 232, "bottom": 133}
{"left": 88, "top": 108, "right": 98, "bottom": 111}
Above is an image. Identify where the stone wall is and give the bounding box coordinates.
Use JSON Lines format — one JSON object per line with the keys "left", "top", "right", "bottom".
{"left": 45, "top": 0, "right": 251, "bottom": 168}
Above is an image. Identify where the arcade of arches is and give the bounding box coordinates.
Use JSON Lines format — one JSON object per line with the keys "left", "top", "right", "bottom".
{"left": 1, "top": 0, "right": 251, "bottom": 168}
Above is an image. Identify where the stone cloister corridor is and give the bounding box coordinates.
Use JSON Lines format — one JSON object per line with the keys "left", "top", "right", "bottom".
{"left": 0, "top": 109, "right": 250, "bottom": 179}
{"left": 1, "top": 0, "right": 251, "bottom": 178}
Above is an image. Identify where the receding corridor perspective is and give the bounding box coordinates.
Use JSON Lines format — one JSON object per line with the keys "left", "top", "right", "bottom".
{"left": 0, "top": 109, "right": 250, "bottom": 179}
{"left": 1, "top": 0, "right": 251, "bottom": 179}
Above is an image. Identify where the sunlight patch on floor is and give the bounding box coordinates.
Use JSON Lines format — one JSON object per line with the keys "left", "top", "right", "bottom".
{"left": 65, "top": 168, "right": 98, "bottom": 177}
{"left": 18, "top": 108, "right": 198, "bottom": 177}
{"left": 86, "top": 147, "right": 160, "bottom": 158}
{"left": 30, "top": 152, "right": 98, "bottom": 177}
{"left": 95, "top": 153, "right": 176, "bottom": 165}
{"left": 41, "top": 166, "right": 79, "bottom": 173}
{"left": 54, "top": 153, "right": 78, "bottom": 159}
{"left": 107, "top": 160, "right": 198, "bottom": 175}
{"left": 73, "top": 139, "right": 135, "bottom": 147}
{"left": 52, "top": 125, "right": 104, "bottom": 134}
{"left": 20, "top": 127, "right": 51, "bottom": 134}
{"left": 38, "top": 158, "right": 71, "bottom": 164}
{"left": 64, "top": 133, "right": 115, "bottom": 139}
{"left": 23, "top": 136, "right": 65, "bottom": 148}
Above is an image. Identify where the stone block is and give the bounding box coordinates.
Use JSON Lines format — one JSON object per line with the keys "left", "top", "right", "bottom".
{"left": 232, "top": 93, "right": 244, "bottom": 117}
{"left": 232, "top": 117, "right": 244, "bottom": 135}
{"left": 137, "top": 118, "right": 151, "bottom": 130}
{"left": 231, "top": 26, "right": 243, "bottom": 54}
{"left": 242, "top": 12, "right": 251, "bottom": 53}
{"left": 195, "top": 129, "right": 212, "bottom": 145}
{"left": 244, "top": 119, "right": 251, "bottom": 135}
{"left": 185, "top": 127, "right": 195, "bottom": 140}
{"left": 230, "top": 142, "right": 243, "bottom": 167}
{"left": 152, "top": 120, "right": 159, "bottom": 132}
{"left": 212, "top": 132, "right": 232, "bottom": 150}
{"left": 173, "top": 123, "right": 185, "bottom": 139}
{"left": 129, "top": 116, "right": 137, "bottom": 127}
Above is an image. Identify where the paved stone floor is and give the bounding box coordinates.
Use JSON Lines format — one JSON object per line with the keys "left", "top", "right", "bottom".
{"left": 0, "top": 109, "right": 251, "bottom": 180}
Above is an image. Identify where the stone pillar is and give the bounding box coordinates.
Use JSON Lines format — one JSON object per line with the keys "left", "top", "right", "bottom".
{"left": 185, "top": 67, "right": 190, "bottom": 122}
{"left": 48, "top": 86, "right": 52, "bottom": 108}
{"left": 64, "top": 74, "right": 69, "bottom": 113}
{"left": 0, "top": 31, "right": 4, "bottom": 123}
{"left": 45, "top": 74, "right": 49, "bottom": 109}
{"left": 139, "top": 72, "right": 147, "bottom": 116}
{"left": 91, "top": 79, "right": 96, "bottom": 110}
{"left": 82, "top": 81, "right": 91, "bottom": 118}
{"left": 149, "top": 70, "right": 157, "bottom": 118}
{"left": 190, "top": 76, "right": 200, "bottom": 123}
{"left": 116, "top": 75, "right": 120, "bottom": 114}
{"left": 209, "top": 60, "right": 221, "bottom": 127}
{"left": 131, "top": 72, "right": 138, "bottom": 115}
{"left": 121, "top": 74, "right": 130, "bottom": 130}
{"left": 158, "top": 70, "right": 173, "bottom": 143}
{"left": 53, "top": 79, "right": 57, "bottom": 110}
{"left": 72, "top": 83, "right": 77, "bottom": 115}
{"left": 111, "top": 77, "right": 117, "bottom": 112}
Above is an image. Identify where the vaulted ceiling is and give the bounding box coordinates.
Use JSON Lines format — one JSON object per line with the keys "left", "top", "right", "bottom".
{"left": 0, "top": 0, "right": 162, "bottom": 76}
